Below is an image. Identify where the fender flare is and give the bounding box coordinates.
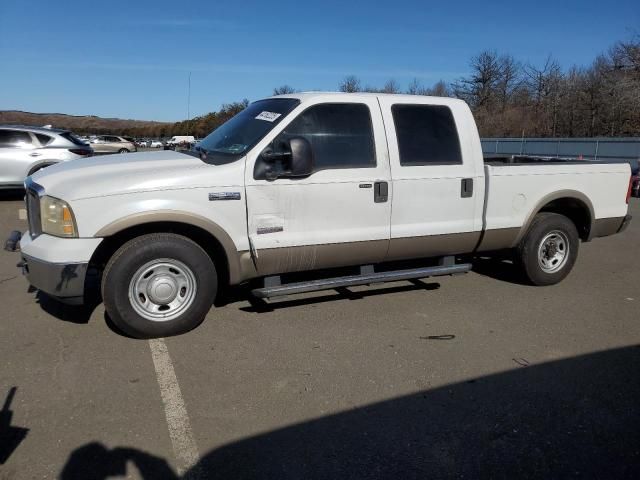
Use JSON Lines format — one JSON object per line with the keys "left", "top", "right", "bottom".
{"left": 514, "top": 190, "right": 595, "bottom": 245}
{"left": 95, "top": 210, "right": 254, "bottom": 284}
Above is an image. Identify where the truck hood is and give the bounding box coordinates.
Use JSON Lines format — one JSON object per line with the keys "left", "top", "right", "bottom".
{"left": 31, "top": 150, "right": 242, "bottom": 200}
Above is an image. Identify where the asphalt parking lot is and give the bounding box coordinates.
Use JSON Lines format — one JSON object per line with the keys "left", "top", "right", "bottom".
{"left": 1, "top": 192, "right": 639, "bottom": 479}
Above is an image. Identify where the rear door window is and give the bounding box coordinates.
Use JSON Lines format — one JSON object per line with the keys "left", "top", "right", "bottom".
{"left": 392, "top": 104, "right": 462, "bottom": 165}
{"left": 35, "top": 133, "right": 53, "bottom": 146}
{"left": 0, "top": 130, "right": 33, "bottom": 148}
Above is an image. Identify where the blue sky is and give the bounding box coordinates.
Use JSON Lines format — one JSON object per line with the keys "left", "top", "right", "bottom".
{"left": 0, "top": 0, "right": 638, "bottom": 121}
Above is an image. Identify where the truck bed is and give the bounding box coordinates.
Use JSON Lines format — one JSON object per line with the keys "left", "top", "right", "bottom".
{"left": 478, "top": 158, "right": 631, "bottom": 251}
{"left": 485, "top": 154, "right": 606, "bottom": 166}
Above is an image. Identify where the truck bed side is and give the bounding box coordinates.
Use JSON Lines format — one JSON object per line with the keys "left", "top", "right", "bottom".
{"left": 477, "top": 162, "right": 631, "bottom": 251}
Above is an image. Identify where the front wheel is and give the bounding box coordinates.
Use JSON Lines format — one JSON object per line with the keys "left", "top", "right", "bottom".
{"left": 118, "top": 148, "right": 130, "bottom": 153}
{"left": 102, "top": 233, "right": 217, "bottom": 338}
{"left": 515, "top": 212, "right": 579, "bottom": 286}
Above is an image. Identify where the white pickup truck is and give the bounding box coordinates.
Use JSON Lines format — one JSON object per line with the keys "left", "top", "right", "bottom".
{"left": 11, "top": 93, "right": 632, "bottom": 338}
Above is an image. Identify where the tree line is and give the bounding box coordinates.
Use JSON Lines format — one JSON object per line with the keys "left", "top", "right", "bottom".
{"left": 276, "top": 37, "right": 640, "bottom": 138}
{"left": 23, "top": 36, "right": 637, "bottom": 139}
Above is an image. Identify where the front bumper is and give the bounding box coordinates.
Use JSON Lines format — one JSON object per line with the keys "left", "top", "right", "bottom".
{"left": 16, "top": 231, "right": 103, "bottom": 305}
{"left": 20, "top": 254, "right": 88, "bottom": 304}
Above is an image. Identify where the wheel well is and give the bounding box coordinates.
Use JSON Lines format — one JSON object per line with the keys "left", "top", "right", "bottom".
{"left": 538, "top": 197, "right": 592, "bottom": 240}
{"left": 28, "top": 162, "right": 56, "bottom": 176}
{"left": 88, "top": 221, "right": 230, "bottom": 286}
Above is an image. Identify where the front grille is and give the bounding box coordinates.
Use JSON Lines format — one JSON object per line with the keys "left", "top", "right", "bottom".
{"left": 26, "top": 188, "right": 42, "bottom": 238}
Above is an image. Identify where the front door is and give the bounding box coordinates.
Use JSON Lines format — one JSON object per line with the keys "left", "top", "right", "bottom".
{"left": 245, "top": 97, "right": 391, "bottom": 276}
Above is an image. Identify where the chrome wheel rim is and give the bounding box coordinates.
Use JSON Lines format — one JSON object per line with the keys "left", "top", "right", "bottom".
{"left": 537, "top": 230, "right": 569, "bottom": 273}
{"left": 128, "top": 258, "right": 197, "bottom": 322}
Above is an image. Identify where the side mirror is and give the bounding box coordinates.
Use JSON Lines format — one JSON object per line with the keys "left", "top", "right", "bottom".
{"left": 288, "top": 137, "right": 314, "bottom": 177}
{"left": 255, "top": 137, "right": 314, "bottom": 180}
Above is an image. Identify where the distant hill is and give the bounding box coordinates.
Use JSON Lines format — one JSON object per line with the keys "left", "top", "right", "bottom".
{"left": 0, "top": 110, "right": 172, "bottom": 136}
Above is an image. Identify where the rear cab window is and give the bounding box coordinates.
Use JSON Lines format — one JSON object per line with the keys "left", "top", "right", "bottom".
{"left": 391, "top": 104, "right": 462, "bottom": 166}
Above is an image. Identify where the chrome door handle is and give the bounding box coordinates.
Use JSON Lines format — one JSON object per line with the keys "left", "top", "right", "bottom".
{"left": 29, "top": 152, "right": 42, "bottom": 157}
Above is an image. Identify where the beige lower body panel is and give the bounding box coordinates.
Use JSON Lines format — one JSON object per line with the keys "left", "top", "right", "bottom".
{"left": 592, "top": 216, "right": 625, "bottom": 238}
{"left": 386, "top": 232, "right": 480, "bottom": 262}
{"left": 476, "top": 227, "right": 521, "bottom": 252}
{"left": 254, "top": 239, "right": 388, "bottom": 277}
{"left": 241, "top": 229, "right": 523, "bottom": 281}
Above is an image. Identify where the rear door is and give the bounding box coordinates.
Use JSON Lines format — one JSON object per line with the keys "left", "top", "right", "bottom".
{"left": 105, "top": 136, "right": 122, "bottom": 152}
{"left": 0, "top": 130, "right": 36, "bottom": 185}
{"left": 377, "top": 97, "right": 484, "bottom": 260}
{"left": 245, "top": 96, "right": 392, "bottom": 276}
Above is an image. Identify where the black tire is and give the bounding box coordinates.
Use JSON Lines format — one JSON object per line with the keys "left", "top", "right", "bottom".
{"left": 515, "top": 212, "right": 579, "bottom": 286}
{"left": 101, "top": 233, "right": 217, "bottom": 338}
{"left": 118, "top": 148, "right": 130, "bottom": 153}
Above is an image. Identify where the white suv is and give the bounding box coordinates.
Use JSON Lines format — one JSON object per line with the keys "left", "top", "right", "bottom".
{"left": 0, "top": 126, "right": 93, "bottom": 189}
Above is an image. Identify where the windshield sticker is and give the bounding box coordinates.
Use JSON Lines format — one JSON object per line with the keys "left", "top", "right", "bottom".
{"left": 255, "top": 111, "right": 282, "bottom": 122}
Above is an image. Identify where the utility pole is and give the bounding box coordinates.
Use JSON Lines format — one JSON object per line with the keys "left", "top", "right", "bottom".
{"left": 187, "top": 71, "right": 191, "bottom": 135}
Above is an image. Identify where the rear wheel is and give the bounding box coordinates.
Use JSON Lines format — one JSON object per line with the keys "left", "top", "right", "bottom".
{"left": 515, "top": 212, "right": 579, "bottom": 286}
{"left": 118, "top": 148, "right": 130, "bottom": 153}
{"left": 102, "top": 233, "right": 217, "bottom": 338}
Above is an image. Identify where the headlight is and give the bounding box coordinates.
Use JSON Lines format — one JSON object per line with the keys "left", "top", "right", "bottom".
{"left": 41, "top": 196, "right": 77, "bottom": 237}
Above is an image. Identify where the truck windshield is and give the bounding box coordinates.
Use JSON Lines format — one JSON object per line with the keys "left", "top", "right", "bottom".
{"left": 196, "top": 98, "right": 300, "bottom": 164}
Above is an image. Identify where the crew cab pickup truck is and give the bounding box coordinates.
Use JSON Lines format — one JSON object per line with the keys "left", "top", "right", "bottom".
{"left": 11, "top": 93, "right": 633, "bottom": 338}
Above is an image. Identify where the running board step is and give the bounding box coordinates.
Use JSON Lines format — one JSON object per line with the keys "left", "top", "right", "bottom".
{"left": 251, "top": 263, "right": 472, "bottom": 299}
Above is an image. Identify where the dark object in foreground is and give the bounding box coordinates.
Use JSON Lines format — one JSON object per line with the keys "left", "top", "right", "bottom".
{"left": 0, "top": 387, "right": 29, "bottom": 464}
{"left": 4, "top": 230, "right": 21, "bottom": 252}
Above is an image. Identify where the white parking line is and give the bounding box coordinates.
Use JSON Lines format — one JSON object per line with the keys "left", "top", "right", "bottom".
{"left": 149, "top": 338, "right": 200, "bottom": 476}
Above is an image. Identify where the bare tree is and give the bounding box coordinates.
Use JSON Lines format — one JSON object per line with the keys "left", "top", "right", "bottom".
{"left": 426, "top": 80, "right": 450, "bottom": 97}
{"left": 382, "top": 79, "right": 401, "bottom": 94}
{"left": 273, "top": 85, "right": 296, "bottom": 95}
{"left": 452, "top": 50, "right": 502, "bottom": 108}
{"left": 406, "top": 78, "right": 423, "bottom": 95}
{"left": 523, "top": 56, "right": 563, "bottom": 135}
{"left": 496, "top": 55, "right": 522, "bottom": 110}
{"left": 339, "top": 75, "right": 362, "bottom": 93}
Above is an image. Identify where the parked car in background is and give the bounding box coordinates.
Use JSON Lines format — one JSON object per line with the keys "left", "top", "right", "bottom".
{"left": 149, "top": 140, "right": 164, "bottom": 148}
{"left": 0, "top": 125, "right": 92, "bottom": 189}
{"left": 166, "top": 135, "right": 195, "bottom": 148}
{"left": 89, "top": 135, "right": 137, "bottom": 154}
{"left": 632, "top": 167, "right": 640, "bottom": 198}
{"left": 136, "top": 139, "right": 149, "bottom": 148}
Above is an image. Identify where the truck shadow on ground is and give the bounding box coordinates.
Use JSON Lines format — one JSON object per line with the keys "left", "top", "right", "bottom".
{"left": 227, "top": 279, "right": 441, "bottom": 313}
{"left": 35, "top": 290, "right": 100, "bottom": 325}
{"left": 33, "top": 279, "right": 441, "bottom": 332}
{"left": 469, "top": 254, "right": 531, "bottom": 286}
{"left": 59, "top": 345, "right": 640, "bottom": 479}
